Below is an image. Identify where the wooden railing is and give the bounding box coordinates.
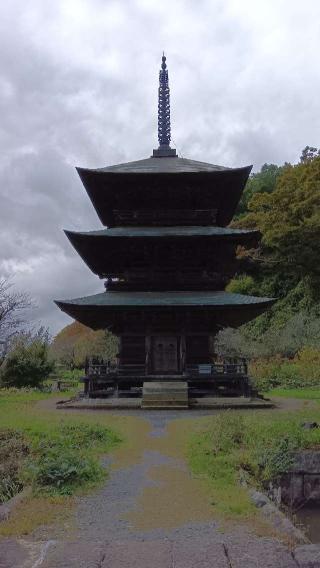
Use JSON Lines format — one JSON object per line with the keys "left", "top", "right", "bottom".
{"left": 86, "top": 360, "right": 248, "bottom": 378}
{"left": 186, "top": 362, "right": 248, "bottom": 376}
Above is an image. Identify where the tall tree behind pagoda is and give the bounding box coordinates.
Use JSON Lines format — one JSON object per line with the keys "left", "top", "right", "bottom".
{"left": 229, "top": 148, "right": 320, "bottom": 338}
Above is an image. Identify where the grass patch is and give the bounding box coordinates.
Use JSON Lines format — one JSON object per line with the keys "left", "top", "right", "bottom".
{"left": 188, "top": 408, "right": 320, "bottom": 518}
{"left": 24, "top": 422, "right": 120, "bottom": 496}
{"left": 266, "top": 387, "right": 320, "bottom": 399}
{"left": 0, "top": 388, "right": 122, "bottom": 534}
{"left": 0, "top": 429, "right": 30, "bottom": 503}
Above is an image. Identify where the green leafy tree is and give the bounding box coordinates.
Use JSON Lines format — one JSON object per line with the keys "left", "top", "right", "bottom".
{"left": 1, "top": 328, "right": 54, "bottom": 388}
{"left": 300, "top": 145, "right": 320, "bottom": 163}
{"left": 235, "top": 163, "right": 283, "bottom": 218}
{"left": 236, "top": 153, "right": 320, "bottom": 286}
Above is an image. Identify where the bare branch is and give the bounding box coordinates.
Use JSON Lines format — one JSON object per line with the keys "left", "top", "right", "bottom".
{"left": 0, "top": 278, "right": 32, "bottom": 344}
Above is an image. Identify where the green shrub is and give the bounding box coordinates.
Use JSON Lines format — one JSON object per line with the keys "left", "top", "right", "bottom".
{"left": 226, "top": 275, "right": 256, "bottom": 295}
{"left": 25, "top": 422, "right": 120, "bottom": 495}
{"left": 1, "top": 332, "right": 54, "bottom": 388}
{"left": 253, "top": 436, "right": 299, "bottom": 482}
{"left": 250, "top": 349, "right": 320, "bottom": 392}
{"left": 26, "top": 448, "right": 104, "bottom": 495}
{"left": 0, "top": 429, "right": 30, "bottom": 503}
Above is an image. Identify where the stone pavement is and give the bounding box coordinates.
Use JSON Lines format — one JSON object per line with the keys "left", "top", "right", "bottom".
{"left": 1, "top": 410, "right": 320, "bottom": 567}
{"left": 2, "top": 535, "right": 320, "bottom": 567}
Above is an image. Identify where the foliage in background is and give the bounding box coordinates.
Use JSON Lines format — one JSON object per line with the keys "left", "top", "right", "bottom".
{"left": 50, "top": 321, "right": 118, "bottom": 368}
{"left": 235, "top": 163, "right": 283, "bottom": 219}
{"left": 249, "top": 347, "right": 320, "bottom": 391}
{"left": 236, "top": 154, "right": 320, "bottom": 285}
{"left": 0, "top": 328, "right": 54, "bottom": 388}
{"left": 217, "top": 306, "right": 320, "bottom": 360}
{"left": 217, "top": 148, "right": 320, "bottom": 390}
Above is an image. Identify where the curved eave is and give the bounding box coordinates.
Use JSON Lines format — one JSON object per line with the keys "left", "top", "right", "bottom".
{"left": 64, "top": 227, "right": 260, "bottom": 276}
{"left": 55, "top": 291, "right": 275, "bottom": 331}
{"left": 76, "top": 165, "right": 253, "bottom": 227}
{"left": 66, "top": 226, "right": 260, "bottom": 239}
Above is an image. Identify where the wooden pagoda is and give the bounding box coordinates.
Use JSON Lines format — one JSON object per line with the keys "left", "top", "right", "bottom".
{"left": 56, "top": 55, "right": 274, "bottom": 404}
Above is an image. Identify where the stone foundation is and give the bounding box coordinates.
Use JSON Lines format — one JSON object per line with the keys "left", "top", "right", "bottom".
{"left": 280, "top": 451, "right": 320, "bottom": 507}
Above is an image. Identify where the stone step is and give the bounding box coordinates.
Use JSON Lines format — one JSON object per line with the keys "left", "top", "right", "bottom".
{"left": 142, "top": 393, "right": 188, "bottom": 401}
{"left": 143, "top": 402, "right": 188, "bottom": 408}
{"left": 142, "top": 381, "right": 189, "bottom": 409}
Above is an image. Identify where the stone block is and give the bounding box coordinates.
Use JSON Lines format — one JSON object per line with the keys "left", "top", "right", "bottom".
{"left": 294, "top": 544, "right": 320, "bottom": 568}
{"left": 0, "top": 505, "right": 10, "bottom": 522}
{"left": 281, "top": 473, "right": 305, "bottom": 506}
{"left": 0, "top": 539, "right": 29, "bottom": 568}
{"left": 226, "top": 539, "right": 297, "bottom": 568}
{"left": 42, "top": 541, "right": 105, "bottom": 568}
{"left": 292, "top": 451, "right": 320, "bottom": 474}
{"left": 172, "top": 540, "right": 229, "bottom": 567}
{"left": 102, "top": 540, "right": 172, "bottom": 567}
{"left": 304, "top": 475, "right": 320, "bottom": 501}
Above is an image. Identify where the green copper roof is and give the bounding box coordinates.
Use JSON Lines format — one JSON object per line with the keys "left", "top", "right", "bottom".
{"left": 67, "top": 226, "right": 258, "bottom": 239}
{"left": 91, "top": 156, "right": 233, "bottom": 174}
{"left": 56, "top": 291, "right": 274, "bottom": 308}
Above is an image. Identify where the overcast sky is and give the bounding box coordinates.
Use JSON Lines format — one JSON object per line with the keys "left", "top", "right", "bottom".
{"left": 1, "top": 0, "right": 319, "bottom": 336}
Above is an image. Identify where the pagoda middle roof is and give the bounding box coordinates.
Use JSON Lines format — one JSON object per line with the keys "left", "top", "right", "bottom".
{"left": 86, "top": 156, "right": 232, "bottom": 174}
{"left": 66, "top": 226, "right": 259, "bottom": 239}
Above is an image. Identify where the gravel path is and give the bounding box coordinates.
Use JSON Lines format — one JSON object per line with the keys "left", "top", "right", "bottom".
{"left": 1, "top": 407, "right": 316, "bottom": 567}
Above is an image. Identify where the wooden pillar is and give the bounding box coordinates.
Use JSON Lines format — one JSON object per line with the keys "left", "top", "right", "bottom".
{"left": 180, "top": 333, "right": 186, "bottom": 373}
{"left": 145, "top": 333, "right": 151, "bottom": 375}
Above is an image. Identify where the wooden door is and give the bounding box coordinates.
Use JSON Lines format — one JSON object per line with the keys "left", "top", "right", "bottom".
{"left": 152, "top": 336, "right": 178, "bottom": 374}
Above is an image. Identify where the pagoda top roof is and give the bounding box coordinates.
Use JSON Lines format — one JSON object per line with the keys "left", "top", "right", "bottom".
{"left": 78, "top": 156, "right": 237, "bottom": 175}
{"left": 67, "top": 226, "right": 258, "bottom": 239}
{"left": 56, "top": 290, "right": 274, "bottom": 308}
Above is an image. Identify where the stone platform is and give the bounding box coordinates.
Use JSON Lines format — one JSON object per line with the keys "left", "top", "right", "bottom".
{"left": 57, "top": 396, "right": 273, "bottom": 410}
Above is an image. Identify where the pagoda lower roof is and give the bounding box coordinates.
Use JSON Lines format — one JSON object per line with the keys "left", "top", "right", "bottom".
{"left": 66, "top": 226, "right": 259, "bottom": 239}
{"left": 56, "top": 290, "right": 273, "bottom": 308}
{"left": 55, "top": 291, "right": 275, "bottom": 331}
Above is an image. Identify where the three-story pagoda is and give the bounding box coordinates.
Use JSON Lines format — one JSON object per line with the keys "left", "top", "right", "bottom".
{"left": 56, "top": 55, "right": 274, "bottom": 403}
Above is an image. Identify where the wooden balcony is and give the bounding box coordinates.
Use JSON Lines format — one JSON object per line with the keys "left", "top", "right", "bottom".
{"left": 86, "top": 360, "right": 248, "bottom": 379}
{"left": 83, "top": 359, "right": 251, "bottom": 398}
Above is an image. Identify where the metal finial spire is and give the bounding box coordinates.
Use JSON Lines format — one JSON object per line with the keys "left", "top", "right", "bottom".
{"left": 153, "top": 53, "right": 176, "bottom": 157}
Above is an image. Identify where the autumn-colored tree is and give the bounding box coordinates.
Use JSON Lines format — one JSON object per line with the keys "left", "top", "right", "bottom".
{"left": 50, "top": 322, "right": 118, "bottom": 368}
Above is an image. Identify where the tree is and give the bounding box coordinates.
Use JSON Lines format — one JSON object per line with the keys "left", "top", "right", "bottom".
{"left": 235, "top": 153, "right": 320, "bottom": 287}
{"left": 50, "top": 321, "right": 118, "bottom": 368}
{"left": 235, "top": 163, "right": 283, "bottom": 218}
{"left": 0, "top": 328, "right": 54, "bottom": 388}
{"left": 300, "top": 145, "right": 320, "bottom": 163}
{"left": 0, "top": 278, "right": 31, "bottom": 358}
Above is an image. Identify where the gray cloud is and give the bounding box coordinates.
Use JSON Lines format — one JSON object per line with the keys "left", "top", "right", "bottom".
{"left": 0, "top": 0, "right": 319, "bottom": 334}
